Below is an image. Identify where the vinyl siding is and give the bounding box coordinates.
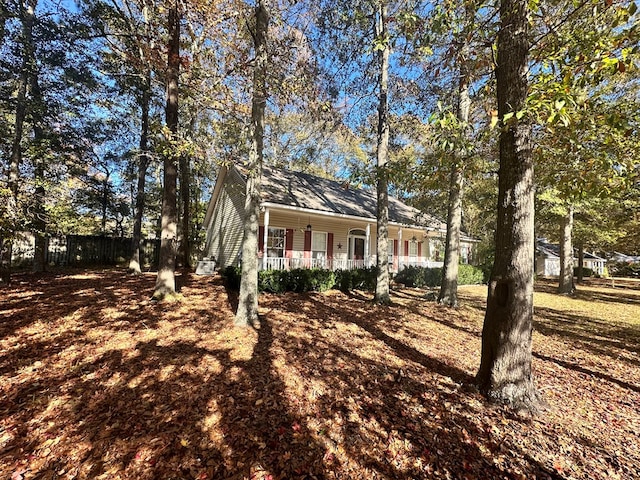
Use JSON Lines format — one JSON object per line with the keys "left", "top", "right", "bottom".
{"left": 205, "top": 168, "right": 246, "bottom": 268}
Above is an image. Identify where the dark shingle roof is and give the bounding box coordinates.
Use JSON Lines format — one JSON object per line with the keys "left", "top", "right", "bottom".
{"left": 536, "top": 241, "right": 605, "bottom": 260}
{"left": 260, "top": 167, "right": 447, "bottom": 230}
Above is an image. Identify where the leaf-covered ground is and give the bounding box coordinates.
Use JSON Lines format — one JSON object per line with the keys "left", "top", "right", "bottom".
{"left": 1, "top": 269, "right": 638, "bottom": 480}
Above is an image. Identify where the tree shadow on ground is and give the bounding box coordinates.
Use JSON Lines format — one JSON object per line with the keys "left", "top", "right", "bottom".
{"left": 260, "top": 290, "right": 567, "bottom": 479}
{"left": 1, "top": 272, "right": 330, "bottom": 479}
{"left": 458, "top": 285, "right": 640, "bottom": 371}
{"left": 2, "top": 272, "right": 637, "bottom": 479}
{"left": 573, "top": 288, "right": 640, "bottom": 306}
{"left": 533, "top": 352, "right": 640, "bottom": 393}
{"left": 533, "top": 306, "right": 640, "bottom": 364}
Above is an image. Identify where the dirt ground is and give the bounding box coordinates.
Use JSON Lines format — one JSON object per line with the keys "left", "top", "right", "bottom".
{"left": 1, "top": 269, "right": 638, "bottom": 479}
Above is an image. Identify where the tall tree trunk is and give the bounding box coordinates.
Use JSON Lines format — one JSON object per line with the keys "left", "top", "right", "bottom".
{"left": 235, "top": 0, "right": 269, "bottom": 327}
{"left": 558, "top": 205, "right": 575, "bottom": 293}
{"left": 438, "top": 4, "right": 474, "bottom": 307}
{"left": 438, "top": 164, "right": 464, "bottom": 306}
{"left": 153, "top": 1, "right": 180, "bottom": 300}
{"left": 179, "top": 152, "right": 191, "bottom": 268}
{"left": 374, "top": 0, "right": 391, "bottom": 305}
{"left": 32, "top": 167, "right": 46, "bottom": 272}
{"left": 2, "top": 0, "right": 37, "bottom": 283}
{"left": 129, "top": 70, "right": 151, "bottom": 275}
{"left": 32, "top": 108, "right": 46, "bottom": 272}
{"left": 476, "top": 0, "right": 540, "bottom": 411}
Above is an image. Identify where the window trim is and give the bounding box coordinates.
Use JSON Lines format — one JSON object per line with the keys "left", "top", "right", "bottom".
{"left": 266, "top": 227, "right": 285, "bottom": 258}
{"left": 408, "top": 241, "right": 418, "bottom": 258}
{"left": 311, "top": 231, "right": 327, "bottom": 259}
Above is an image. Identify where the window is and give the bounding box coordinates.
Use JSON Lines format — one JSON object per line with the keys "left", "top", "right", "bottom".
{"left": 388, "top": 240, "right": 394, "bottom": 263}
{"left": 312, "top": 232, "right": 327, "bottom": 260}
{"left": 408, "top": 241, "right": 418, "bottom": 258}
{"left": 460, "top": 245, "right": 469, "bottom": 264}
{"left": 267, "top": 228, "right": 285, "bottom": 258}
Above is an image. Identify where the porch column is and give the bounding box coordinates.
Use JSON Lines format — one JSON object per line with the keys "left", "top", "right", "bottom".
{"left": 398, "top": 229, "right": 403, "bottom": 269}
{"left": 365, "top": 223, "right": 371, "bottom": 267}
{"left": 262, "top": 208, "right": 270, "bottom": 270}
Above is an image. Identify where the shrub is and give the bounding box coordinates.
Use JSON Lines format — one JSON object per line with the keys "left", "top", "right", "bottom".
{"left": 311, "top": 269, "right": 337, "bottom": 292}
{"left": 573, "top": 266, "right": 594, "bottom": 278}
{"left": 335, "top": 269, "right": 352, "bottom": 292}
{"left": 351, "top": 266, "right": 378, "bottom": 291}
{"left": 259, "top": 269, "right": 288, "bottom": 293}
{"left": 222, "top": 265, "right": 242, "bottom": 291}
{"left": 333, "top": 267, "right": 377, "bottom": 292}
{"left": 458, "top": 264, "right": 485, "bottom": 285}
{"left": 609, "top": 262, "right": 640, "bottom": 278}
{"left": 395, "top": 265, "right": 442, "bottom": 288}
{"left": 395, "top": 264, "right": 484, "bottom": 288}
{"left": 226, "top": 267, "right": 337, "bottom": 293}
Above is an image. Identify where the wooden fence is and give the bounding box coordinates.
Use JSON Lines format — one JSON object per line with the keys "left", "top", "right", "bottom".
{"left": 10, "top": 234, "right": 160, "bottom": 268}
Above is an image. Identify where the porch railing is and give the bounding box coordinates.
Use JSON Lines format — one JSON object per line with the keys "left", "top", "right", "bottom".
{"left": 260, "top": 256, "right": 444, "bottom": 272}
{"left": 261, "top": 257, "right": 367, "bottom": 271}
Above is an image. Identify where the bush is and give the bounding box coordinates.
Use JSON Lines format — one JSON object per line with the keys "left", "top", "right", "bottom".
{"left": 258, "top": 269, "right": 288, "bottom": 293}
{"left": 609, "top": 262, "right": 640, "bottom": 278}
{"left": 225, "top": 267, "right": 337, "bottom": 293}
{"left": 458, "top": 264, "right": 485, "bottom": 285}
{"left": 283, "top": 268, "right": 336, "bottom": 292}
{"left": 334, "top": 267, "right": 377, "bottom": 292}
{"left": 222, "top": 265, "right": 242, "bottom": 291}
{"left": 573, "top": 266, "right": 594, "bottom": 278}
{"left": 395, "top": 265, "right": 441, "bottom": 288}
{"left": 395, "top": 264, "right": 484, "bottom": 288}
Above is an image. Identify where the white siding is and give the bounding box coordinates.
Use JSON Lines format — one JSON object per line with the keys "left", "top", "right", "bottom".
{"left": 205, "top": 169, "right": 246, "bottom": 268}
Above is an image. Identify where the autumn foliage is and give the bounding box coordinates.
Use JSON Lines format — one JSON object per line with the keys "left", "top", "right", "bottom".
{"left": 1, "top": 270, "right": 638, "bottom": 479}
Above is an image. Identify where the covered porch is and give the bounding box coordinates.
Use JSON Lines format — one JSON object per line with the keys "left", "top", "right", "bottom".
{"left": 258, "top": 204, "right": 449, "bottom": 273}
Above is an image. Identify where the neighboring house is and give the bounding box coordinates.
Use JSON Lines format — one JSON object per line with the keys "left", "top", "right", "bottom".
{"left": 609, "top": 252, "right": 640, "bottom": 264}
{"left": 535, "top": 240, "right": 607, "bottom": 277}
{"left": 201, "top": 164, "right": 478, "bottom": 272}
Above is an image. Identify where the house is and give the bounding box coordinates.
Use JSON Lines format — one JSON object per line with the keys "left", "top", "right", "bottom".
{"left": 535, "top": 240, "right": 607, "bottom": 277}
{"left": 200, "top": 164, "right": 478, "bottom": 273}
{"left": 609, "top": 252, "right": 640, "bottom": 264}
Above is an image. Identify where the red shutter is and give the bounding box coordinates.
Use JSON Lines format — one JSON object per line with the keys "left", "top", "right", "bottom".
{"left": 404, "top": 240, "right": 409, "bottom": 259}
{"left": 418, "top": 242, "right": 422, "bottom": 258}
{"left": 258, "top": 226, "right": 265, "bottom": 257}
{"left": 285, "top": 229, "right": 294, "bottom": 258}
{"left": 304, "top": 230, "right": 311, "bottom": 259}
{"left": 327, "top": 233, "right": 334, "bottom": 258}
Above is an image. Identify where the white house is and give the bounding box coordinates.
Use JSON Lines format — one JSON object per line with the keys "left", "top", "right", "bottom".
{"left": 200, "top": 165, "right": 478, "bottom": 273}
{"left": 535, "top": 240, "right": 607, "bottom": 277}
